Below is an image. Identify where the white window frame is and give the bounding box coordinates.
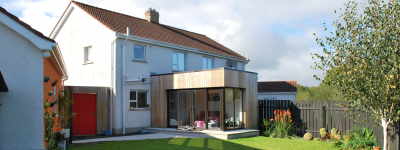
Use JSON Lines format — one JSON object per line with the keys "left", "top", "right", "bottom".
{"left": 133, "top": 44, "right": 146, "bottom": 61}
{"left": 203, "top": 57, "right": 214, "bottom": 70}
{"left": 173, "top": 52, "right": 186, "bottom": 71}
{"left": 84, "top": 46, "right": 93, "bottom": 64}
{"left": 129, "top": 90, "right": 149, "bottom": 109}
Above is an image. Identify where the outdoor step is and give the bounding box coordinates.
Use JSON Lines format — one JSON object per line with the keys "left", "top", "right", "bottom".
{"left": 143, "top": 127, "right": 259, "bottom": 140}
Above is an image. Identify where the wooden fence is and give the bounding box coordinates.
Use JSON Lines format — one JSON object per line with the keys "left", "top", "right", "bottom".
{"left": 258, "top": 100, "right": 399, "bottom": 150}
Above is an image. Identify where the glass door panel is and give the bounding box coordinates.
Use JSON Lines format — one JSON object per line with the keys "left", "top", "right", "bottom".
{"left": 208, "top": 89, "right": 222, "bottom": 130}
{"left": 179, "top": 91, "right": 191, "bottom": 127}
{"left": 225, "top": 88, "right": 234, "bottom": 130}
{"left": 234, "top": 89, "right": 243, "bottom": 129}
{"left": 168, "top": 91, "right": 178, "bottom": 127}
{"left": 193, "top": 90, "right": 206, "bottom": 129}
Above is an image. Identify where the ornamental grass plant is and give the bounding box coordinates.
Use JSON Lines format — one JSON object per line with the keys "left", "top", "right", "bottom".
{"left": 263, "top": 109, "right": 295, "bottom": 138}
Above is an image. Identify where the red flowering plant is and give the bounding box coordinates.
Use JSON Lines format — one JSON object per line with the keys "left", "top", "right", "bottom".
{"left": 269, "top": 109, "right": 295, "bottom": 138}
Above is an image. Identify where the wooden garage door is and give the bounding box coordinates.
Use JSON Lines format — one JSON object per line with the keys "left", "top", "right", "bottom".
{"left": 73, "top": 93, "right": 96, "bottom": 135}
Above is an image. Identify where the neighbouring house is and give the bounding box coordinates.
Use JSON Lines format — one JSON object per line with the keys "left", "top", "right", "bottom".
{"left": 0, "top": 7, "right": 68, "bottom": 149}
{"left": 258, "top": 81, "right": 297, "bottom": 100}
{"left": 50, "top": 1, "right": 258, "bottom": 137}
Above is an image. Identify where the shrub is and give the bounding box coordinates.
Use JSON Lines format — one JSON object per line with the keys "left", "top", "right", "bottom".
{"left": 330, "top": 128, "right": 341, "bottom": 141}
{"left": 271, "top": 109, "right": 295, "bottom": 138}
{"left": 320, "top": 128, "right": 328, "bottom": 139}
{"left": 333, "top": 126, "right": 377, "bottom": 150}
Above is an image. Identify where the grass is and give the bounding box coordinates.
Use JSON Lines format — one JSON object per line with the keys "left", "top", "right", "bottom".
{"left": 67, "top": 136, "right": 339, "bottom": 150}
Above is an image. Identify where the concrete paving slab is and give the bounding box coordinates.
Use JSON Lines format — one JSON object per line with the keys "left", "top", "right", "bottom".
{"left": 72, "top": 133, "right": 202, "bottom": 144}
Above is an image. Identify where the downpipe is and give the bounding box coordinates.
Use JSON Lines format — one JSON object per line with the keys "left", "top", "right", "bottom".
{"left": 122, "top": 27, "right": 130, "bottom": 134}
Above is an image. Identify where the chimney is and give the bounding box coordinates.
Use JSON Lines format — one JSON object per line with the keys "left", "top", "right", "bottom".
{"left": 145, "top": 8, "right": 159, "bottom": 24}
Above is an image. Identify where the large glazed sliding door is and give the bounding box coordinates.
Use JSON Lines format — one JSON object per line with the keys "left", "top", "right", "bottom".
{"left": 168, "top": 89, "right": 224, "bottom": 130}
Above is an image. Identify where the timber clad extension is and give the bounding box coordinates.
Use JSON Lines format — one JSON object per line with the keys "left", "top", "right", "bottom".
{"left": 151, "top": 68, "right": 258, "bottom": 129}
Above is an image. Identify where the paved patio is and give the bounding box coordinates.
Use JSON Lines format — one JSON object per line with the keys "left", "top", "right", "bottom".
{"left": 72, "top": 133, "right": 201, "bottom": 144}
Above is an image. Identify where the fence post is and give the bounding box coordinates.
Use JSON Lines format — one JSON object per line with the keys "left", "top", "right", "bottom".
{"left": 258, "top": 100, "right": 263, "bottom": 134}
{"left": 322, "top": 105, "right": 326, "bottom": 129}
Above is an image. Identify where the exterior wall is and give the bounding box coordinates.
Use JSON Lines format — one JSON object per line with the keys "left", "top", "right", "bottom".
{"left": 0, "top": 21, "right": 44, "bottom": 149}
{"left": 113, "top": 39, "right": 246, "bottom": 134}
{"left": 43, "top": 56, "right": 63, "bottom": 148}
{"left": 54, "top": 5, "right": 115, "bottom": 87}
{"left": 257, "top": 92, "right": 297, "bottom": 100}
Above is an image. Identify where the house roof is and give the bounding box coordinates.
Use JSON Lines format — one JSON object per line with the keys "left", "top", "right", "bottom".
{"left": 258, "top": 81, "right": 297, "bottom": 92}
{"left": 68, "top": 1, "right": 245, "bottom": 60}
{"left": 0, "top": 6, "right": 55, "bottom": 43}
{"left": 0, "top": 71, "right": 8, "bottom": 92}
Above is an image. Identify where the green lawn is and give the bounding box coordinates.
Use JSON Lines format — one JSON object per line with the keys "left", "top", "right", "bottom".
{"left": 68, "top": 136, "right": 338, "bottom": 150}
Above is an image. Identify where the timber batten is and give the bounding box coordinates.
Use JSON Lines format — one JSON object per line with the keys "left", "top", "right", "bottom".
{"left": 150, "top": 68, "right": 258, "bottom": 129}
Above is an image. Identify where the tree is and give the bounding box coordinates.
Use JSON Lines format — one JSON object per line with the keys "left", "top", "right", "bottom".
{"left": 312, "top": 0, "right": 400, "bottom": 149}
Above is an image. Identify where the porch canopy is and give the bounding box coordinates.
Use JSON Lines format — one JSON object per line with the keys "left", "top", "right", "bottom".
{"left": 150, "top": 68, "right": 258, "bottom": 131}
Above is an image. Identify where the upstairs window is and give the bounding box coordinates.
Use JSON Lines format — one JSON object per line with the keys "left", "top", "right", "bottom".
{"left": 84, "top": 46, "right": 92, "bottom": 63}
{"left": 130, "top": 90, "right": 148, "bottom": 109}
{"left": 203, "top": 57, "right": 213, "bottom": 69}
{"left": 173, "top": 52, "right": 185, "bottom": 71}
{"left": 133, "top": 45, "right": 145, "bottom": 61}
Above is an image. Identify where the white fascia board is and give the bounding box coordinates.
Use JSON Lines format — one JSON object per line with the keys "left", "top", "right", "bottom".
{"left": 258, "top": 92, "right": 297, "bottom": 95}
{"left": 115, "top": 33, "right": 247, "bottom": 62}
{"left": 49, "top": 4, "right": 75, "bottom": 39}
{"left": 52, "top": 45, "right": 69, "bottom": 78}
{"left": 0, "top": 11, "right": 56, "bottom": 51}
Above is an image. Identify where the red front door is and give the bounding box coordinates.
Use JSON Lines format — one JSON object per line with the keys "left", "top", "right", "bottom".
{"left": 73, "top": 93, "right": 96, "bottom": 135}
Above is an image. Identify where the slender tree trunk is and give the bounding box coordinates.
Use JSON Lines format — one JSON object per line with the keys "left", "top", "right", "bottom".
{"left": 382, "top": 119, "right": 388, "bottom": 150}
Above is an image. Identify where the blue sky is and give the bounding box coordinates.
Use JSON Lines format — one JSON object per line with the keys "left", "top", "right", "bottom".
{"left": 0, "top": 0, "right": 364, "bottom": 87}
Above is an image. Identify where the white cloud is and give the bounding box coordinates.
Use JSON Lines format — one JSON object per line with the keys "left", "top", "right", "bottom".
{"left": 1, "top": 0, "right": 365, "bottom": 86}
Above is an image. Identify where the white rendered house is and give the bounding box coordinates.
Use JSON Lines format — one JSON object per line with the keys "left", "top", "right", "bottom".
{"left": 51, "top": 1, "right": 258, "bottom": 136}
